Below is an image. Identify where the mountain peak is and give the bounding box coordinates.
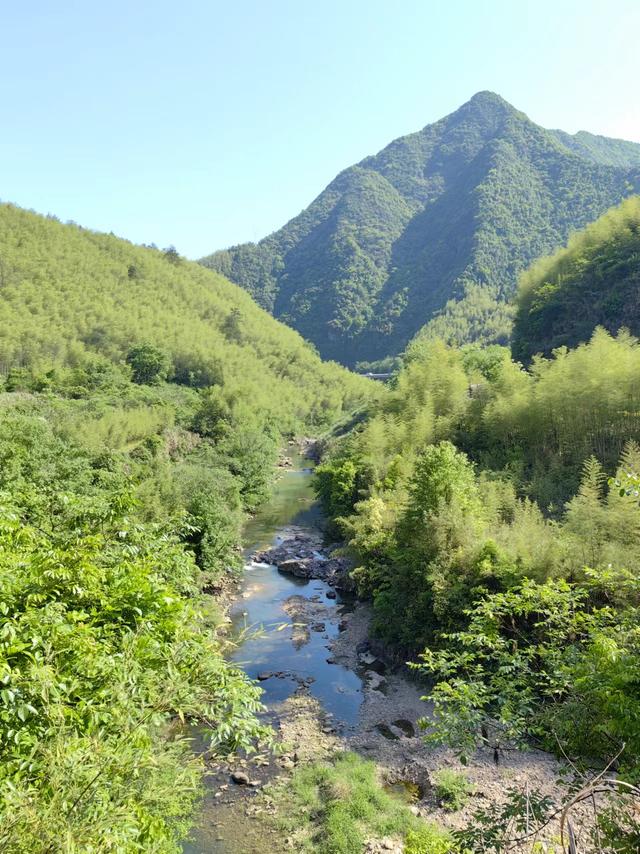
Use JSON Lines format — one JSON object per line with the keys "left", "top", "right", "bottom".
{"left": 455, "top": 90, "right": 520, "bottom": 121}
{"left": 467, "top": 90, "right": 509, "bottom": 106}
{"left": 201, "top": 97, "right": 640, "bottom": 365}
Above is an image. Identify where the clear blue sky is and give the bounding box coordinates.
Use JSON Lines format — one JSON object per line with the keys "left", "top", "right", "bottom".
{"left": 1, "top": 0, "right": 638, "bottom": 258}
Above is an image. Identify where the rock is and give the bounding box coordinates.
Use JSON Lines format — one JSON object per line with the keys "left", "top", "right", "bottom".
{"left": 325, "top": 590, "right": 337, "bottom": 599}
{"left": 257, "top": 671, "right": 273, "bottom": 681}
{"left": 248, "top": 779, "right": 261, "bottom": 787}
{"left": 311, "top": 622, "right": 326, "bottom": 632}
{"left": 231, "top": 771, "right": 250, "bottom": 785}
{"left": 359, "top": 652, "right": 377, "bottom": 665}
{"left": 392, "top": 718, "right": 416, "bottom": 737}
{"left": 326, "top": 656, "right": 336, "bottom": 664}
{"left": 365, "top": 670, "right": 386, "bottom": 690}
{"left": 338, "top": 619, "right": 349, "bottom": 632}
{"left": 356, "top": 641, "right": 370, "bottom": 654}
{"left": 278, "top": 558, "right": 312, "bottom": 577}
{"left": 375, "top": 723, "right": 400, "bottom": 740}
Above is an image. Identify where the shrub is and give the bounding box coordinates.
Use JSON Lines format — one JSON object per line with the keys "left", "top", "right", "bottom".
{"left": 126, "top": 342, "right": 172, "bottom": 384}
{"left": 432, "top": 770, "right": 473, "bottom": 812}
{"left": 405, "top": 824, "right": 456, "bottom": 854}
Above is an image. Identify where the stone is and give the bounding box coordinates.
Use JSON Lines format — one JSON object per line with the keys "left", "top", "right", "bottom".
{"left": 365, "top": 670, "right": 386, "bottom": 690}
{"left": 231, "top": 771, "right": 250, "bottom": 785}
{"left": 392, "top": 718, "right": 416, "bottom": 737}
{"left": 326, "top": 590, "right": 337, "bottom": 599}
{"left": 278, "top": 558, "right": 311, "bottom": 576}
{"left": 257, "top": 671, "right": 273, "bottom": 681}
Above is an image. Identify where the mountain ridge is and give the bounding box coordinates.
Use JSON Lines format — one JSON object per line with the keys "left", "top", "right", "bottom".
{"left": 201, "top": 92, "right": 640, "bottom": 365}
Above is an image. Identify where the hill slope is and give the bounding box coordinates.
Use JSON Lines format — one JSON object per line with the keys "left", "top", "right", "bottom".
{"left": 0, "top": 202, "right": 377, "bottom": 848}
{"left": 0, "top": 203, "right": 370, "bottom": 427}
{"left": 201, "top": 92, "right": 640, "bottom": 365}
{"left": 512, "top": 195, "right": 640, "bottom": 362}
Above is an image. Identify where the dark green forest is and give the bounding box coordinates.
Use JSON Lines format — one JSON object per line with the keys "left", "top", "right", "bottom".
{"left": 201, "top": 92, "right": 640, "bottom": 366}
{"left": 512, "top": 194, "right": 640, "bottom": 361}
{"left": 0, "top": 204, "right": 373, "bottom": 850}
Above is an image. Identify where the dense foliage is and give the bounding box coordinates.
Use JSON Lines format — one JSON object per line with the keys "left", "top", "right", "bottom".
{"left": 512, "top": 194, "right": 640, "bottom": 361}
{"left": 0, "top": 206, "right": 374, "bottom": 850}
{"left": 0, "top": 202, "right": 372, "bottom": 429}
{"left": 315, "top": 330, "right": 640, "bottom": 785}
{"left": 272, "top": 752, "right": 452, "bottom": 854}
{"left": 0, "top": 396, "right": 271, "bottom": 851}
{"left": 201, "top": 91, "right": 640, "bottom": 365}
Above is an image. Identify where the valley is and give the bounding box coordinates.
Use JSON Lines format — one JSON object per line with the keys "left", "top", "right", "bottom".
{"left": 0, "top": 85, "right": 639, "bottom": 854}
{"left": 183, "top": 452, "right": 572, "bottom": 854}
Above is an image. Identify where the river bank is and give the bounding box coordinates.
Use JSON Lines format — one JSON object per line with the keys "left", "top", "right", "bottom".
{"left": 183, "top": 450, "right": 580, "bottom": 853}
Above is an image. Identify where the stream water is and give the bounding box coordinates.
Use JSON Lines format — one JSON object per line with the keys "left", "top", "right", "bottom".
{"left": 183, "top": 451, "right": 364, "bottom": 853}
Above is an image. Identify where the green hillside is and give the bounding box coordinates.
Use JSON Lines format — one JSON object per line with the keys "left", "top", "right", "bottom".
{"left": 0, "top": 203, "right": 373, "bottom": 850}
{"left": 201, "top": 92, "right": 640, "bottom": 365}
{"left": 315, "top": 329, "right": 640, "bottom": 796}
{"left": 512, "top": 194, "right": 640, "bottom": 362}
{"left": 0, "top": 203, "right": 369, "bottom": 425}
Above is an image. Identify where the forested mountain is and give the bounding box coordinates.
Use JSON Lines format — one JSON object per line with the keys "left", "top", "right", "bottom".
{"left": 0, "top": 203, "right": 372, "bottom": 849}
{"left": 201, "top": 92, "right": 640, "bottom": 365}
{"left": 512, "top": 195, "right": 640, "bottom": 362}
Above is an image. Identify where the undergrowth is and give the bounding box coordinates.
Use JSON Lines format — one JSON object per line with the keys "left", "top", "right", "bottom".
{"left": 271, "top": 752, "right": 454, "bottom": 853}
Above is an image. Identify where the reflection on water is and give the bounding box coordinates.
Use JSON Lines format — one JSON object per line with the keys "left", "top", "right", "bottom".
{"left": 242, "top": 467, "right": 321, "bottom": 553}
{"left": 183, "top": 451, "right": 363, "bottom": 853}
{"left": 229, "top": 560, "right": 361, "bottom": 724}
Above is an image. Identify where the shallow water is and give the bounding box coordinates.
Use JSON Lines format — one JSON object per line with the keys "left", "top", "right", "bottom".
{"left": 183, "top": 452, "right": 363, "bottom": 853}
{"left": 383, "top": 780, "right": 422, "bottom": 803}
{"left": 229, "top": 561, "right": 362, "bottom": 724}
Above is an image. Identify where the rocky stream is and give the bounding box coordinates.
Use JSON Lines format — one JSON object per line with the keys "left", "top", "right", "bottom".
{"left": 182, "top": 450, "right": 570, "bottom": 853}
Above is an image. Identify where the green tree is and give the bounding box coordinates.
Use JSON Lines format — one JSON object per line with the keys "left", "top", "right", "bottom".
{"left": 126, "top": 342, "right": 172, "bottom": 384}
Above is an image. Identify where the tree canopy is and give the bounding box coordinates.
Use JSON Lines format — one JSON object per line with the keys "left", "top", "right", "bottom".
{"left": 512, "top": 194, "right": 640, "bottom": 361}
